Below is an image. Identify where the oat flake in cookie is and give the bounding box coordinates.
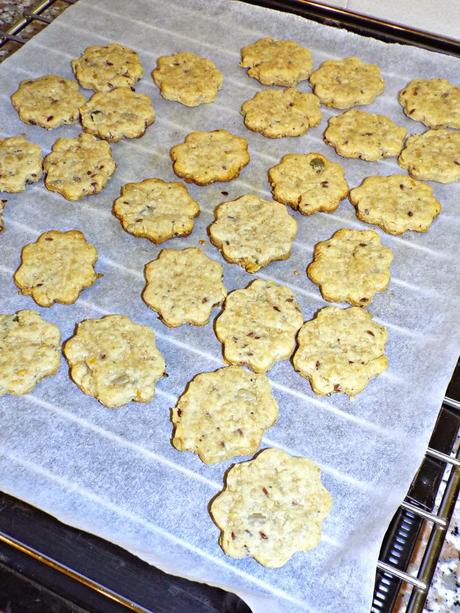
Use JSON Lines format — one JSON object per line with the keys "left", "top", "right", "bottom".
{"left": 0, "top": 135, "right": 42, "bottom": 193}
{"left": 398, "top": 129, "right": 460, "bottom": 184}
{"left": 210, "top": 448, "right": 332, "bottom": 568}
{"left": 398, "top": 78, "right": 460, "bottom": 129}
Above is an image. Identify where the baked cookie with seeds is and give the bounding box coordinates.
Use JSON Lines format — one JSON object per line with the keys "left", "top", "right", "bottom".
{"left": 324, "top": 109, "right": 407, "bottom": 161}
{"left": 241, "top": 88, "right": 321, "bottom": 138}
{"left": 268, "top": 152, "right": 348, "bottom": 215}
{"left": 143, "top": 247, "right": 227, "bottom": 327}
{"left": 0, "top": 135, "right": 42, "bottom": 192}
{"left": 398, "top": 79, "right": 460, "bottom": 129}
{"left": 80, "top": 87, "right": 155, "bottom": 142}
{"left": 14, "top": 230, "right": 99, "bottom": 307}
{"left": 293, "top": 306, "right": 388, "bottom": 396}
{"left": 0, "top": 310, "right": 60, "bottom": 396}
{"left": 209, "top": 194, "right": 297, "bottom": 272}
{"left": 210, "top": 448, "right": 332, "bottom": 568}
{"left": 215, "top": 279, "right": 303, "bottom": 373}
{"left": 398, "top": 129, "right": 460, "bottom": 184}
{"left": 152, "top": 51, "right": 223, "bottom": 107}
{"left": 170, "top": 130, "right": 249, "bottom": 185}
{"left": 309, "top": 57, "right": 384, "bottom": 109}
{"left": 349, "top": 175, "right": 441, "bottom": 235}
{"left": 307, "top": 229, "right": 393, "bottom": 306}
{"left": 63, "top": 315, "right": 165, "bottom": 408}
{"left": 11, "top": 75, "right": 85, "bottom": 130}
{"left": 240, "top": 38, "right": 313, "bottom": 87}
{"left": 71, "top": 43, "right": 144, "bottom": 92}
{"left": 113, "top": 178, "right": 200, "bottom": 244}
{"left": 43, "top": 133, "right": 116, "bottom": 201}
{"left": 172, "top": 366, "right": 278, "bottom": 464}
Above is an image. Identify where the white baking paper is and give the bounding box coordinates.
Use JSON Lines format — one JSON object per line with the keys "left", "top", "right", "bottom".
{"left": 0, "top": 1, "right": 459, "bottom": 611}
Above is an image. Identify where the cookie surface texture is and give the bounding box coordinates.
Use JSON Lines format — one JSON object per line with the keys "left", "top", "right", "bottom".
{"left": 0, "top": 135, "right": 42, "bottom": 192}
{"left": 268, "top": 152, "right": 349, "bottom": 215}
{"left": 349, "top": 175, "right": 441, "bottom": 235}
{"left": 307, "top": 229, "right": 393, "bottom": 306}
{"left": 63, "top": 315, "right": 165, "bottom": 408}
{"left": 240, "top": 37, "right": 313, "bottom": 86}
{"left": 43, "top": 133, "right": 116, "bottom": 200}
{"left": 143, "top": 247, "right": 227, "bottom": 327}
{"left": 398, "top": 129, "right": 460, "bottom": 184}
{"left": 71, "top": 43, "right": 144, "bottom": 92}
{"left": 0, "top": 310, "right": 60, "bottom": 396}
{"left": 398, "top": 78, "right": 460, "bottom": 129}
{"left": 309, "top": 56, "right": 384, "bottom": 109}
{"left": 241, "top": 88, "right": 321, "bottom": 138}
{"left": 324, "top": 109, "right": 407, "bottom": 161}
{"left": 11, "top": 75, "right": 85, "bottom": 129}
{"left": 113, "top": 178, "right": 200, "bottom": 244}
{"left": 14, "top": 230, "right": 99, "bottom": 307}
{"left": 210, "top": 448, "right": 332, "bottom": 567}
{"left": 172, "top": 366, "right": 278, "bottom": 464}
{"left": 80, "top": 87, "right": 155, "bottom": 142}
{"left": 170, "top": 130, "right": 249, "bottom": 185}
{"left": 152, "top": 51, "right": 223, "bottom": 107}
{"left": 293, "top": 306, "right": 388, "bottom": 396}
{"left": 215, "top": 279, "right": 303, "bottom": 373}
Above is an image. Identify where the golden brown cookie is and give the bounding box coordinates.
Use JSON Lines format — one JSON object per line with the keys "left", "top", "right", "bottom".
{"left": 398, "top": 129, "right": 460, "bottom": 183}
{"left": 0, "top": 135, "right": 42, "bottom": 193}
{"left": 398, "top": 78, "right": 460, "bottom": 129}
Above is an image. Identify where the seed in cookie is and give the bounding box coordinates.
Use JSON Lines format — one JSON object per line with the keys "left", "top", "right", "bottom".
{"left": 210, "top": 448, "right": 332, "bottom": 568}
{"left": 71, "top": 43, "right": 144, "bottom": 92}
{"left": 307, "top": 229, "right": 393, "bottom": 306}
{"left": 349, "top": 175, "right": 442, "bottom": 235}
{"left": 143, "top": 247, "right": 227, "bottom": 327}
{"left": 398, "top": 78, "right": 460, "bottom": 129}
{"left": 170, "top": 129, "right": 249, "bottom": 185}
{"left": 215, "top": 279, "right": 303, "bottom": 373}
{"left": 0, "top": 135, "right": 42, "bottom": 192}
{"left": 11, "top": 75, "right": 86, "bottom": 129}
{"left": 324, "top": 109, "right": 407, "bottom": 161}
{"left": 268, "top": 152, "right": 349, "bottom": 215}
{"left": 63, "top": 314, "right": 165, "bottom": 408}
{"left": 113, "top": 178, "right": 200, "bottom": 244}
{"left": 152, "top": 51, "right": 223, "bottom": 107}
{"left": 43, "top": 133, "right": 116, "bottom": 201}
{"left": 398, "top": 129, "right": 460, "bottom": 184}
{"left": 240, "top": 37, "right": 313, "bottom": 86}
{"left": 208, "top": 194, "right": 297, "bottom": 272}
{"left": 0, "top": 310, "right": 61, "bottom": 396}
{"left": 293, "top": 306, "right": 388, "bottom": 396}
{"left": 309, "top": 56, "right": 384, "bottom": 109}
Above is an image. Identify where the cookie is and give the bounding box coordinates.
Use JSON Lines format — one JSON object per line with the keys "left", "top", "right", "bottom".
{"left": 0, "top": 310, "right": 60, "bottom": 396}
{"left": 241, "top": 88, "right": 321, "bottom": 138}
{"left": 398, "top": 129, "right": 460, "bottom": 184}
{"left": 43, "top": 133, "right": 116, "bottom": 201}
{"left": 349, "top": 175, "right": 442, "bottom": 235}
{"left": 63, "top": 314, "right": 165, "bottom": 408}
{"left": 71, "top": 43, "right": 144, "bottom": 92}
{"left": 268, "top": 152, "right": 349, "bottom": 216}
{"left": 170, "top": 130, "right": 250, "bottom": 185}
{"left": 0, "top": 135, "right": 42, "bottom": 192}
{"left": 307, "top": 229, "right": 393, "bottom": 306}
{"left": 113, "top": 178, "right": 200, "bottom": 244}
{"left": 309, "top": 57, "right": 384, "bottom": 109}
{"left": 210, "top": 448, "right": 332, "bottom": 567}
{"left": 293, "top": 306, "right": 388, "bottom": 396}
{"left": 398, "top": 78, "right": 460, "bottom": 129}
{"left": 143, "top": 247, "right": 227, "bottom": 327}
{"left": 152, "top": 51, "right": 223, "bottom": 107}
{"left": 171, "top": 366, "right": 278, "bottom": 464}
{"left": 215, "top": 279, "right": 303, "bottom": 373}
{"left": 240, "top": 38, "right": 313, "bottom": 87}
{"left": 11, "top": 75, "right": 85, "bottom": 129}
{"left": 208, "top": 194, "right": 297, "bottom": 272}
{"left": 324, "top": 109, "right": 407, "bottom": 161}
{"left": 14, "top": 230, "right": 99, "bottom": 307}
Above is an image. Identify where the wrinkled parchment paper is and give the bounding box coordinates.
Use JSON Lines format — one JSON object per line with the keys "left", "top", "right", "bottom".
{"left": 0, "top": 1, "right": 459, "bottom": 611}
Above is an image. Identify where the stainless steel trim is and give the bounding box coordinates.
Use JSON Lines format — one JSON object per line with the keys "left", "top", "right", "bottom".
{"left": 426, "top": 447, "right": 460, "bottom": 468}
{"left": 399, "top": 502, "right": 447, "bottom": 527}
{"left": 375, "top": 561, "right": 427, "bottom": 591}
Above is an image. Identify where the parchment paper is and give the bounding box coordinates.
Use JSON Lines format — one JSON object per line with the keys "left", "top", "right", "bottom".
{"left": 0, "top": 1, "right": 459, "bottom": 611}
